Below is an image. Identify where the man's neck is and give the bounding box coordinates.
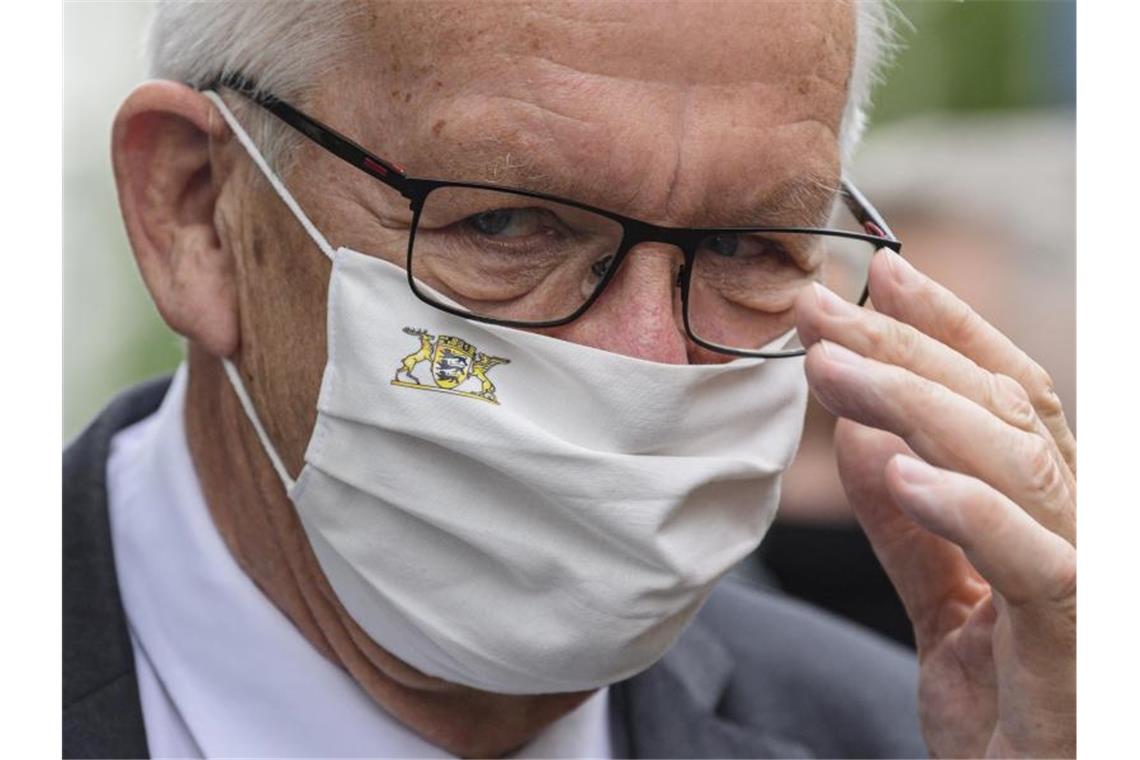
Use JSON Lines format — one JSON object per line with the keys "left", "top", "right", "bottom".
{"left": 182, "top": 347, "right": 593, "bottom": 757}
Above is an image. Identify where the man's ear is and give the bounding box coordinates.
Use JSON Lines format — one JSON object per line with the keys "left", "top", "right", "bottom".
{"left": 112, "top": 80, "right": 239, "bottom": 358}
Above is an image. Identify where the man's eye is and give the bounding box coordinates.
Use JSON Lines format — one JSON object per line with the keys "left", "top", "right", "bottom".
{"left": 699, "top": 233, "right": 797, "bottom": 266}
{"left": 703, "top": 234, "right": 740, "bottom": 257}
{"left": 466, "top": 208, "right": 544, "bottom": 238}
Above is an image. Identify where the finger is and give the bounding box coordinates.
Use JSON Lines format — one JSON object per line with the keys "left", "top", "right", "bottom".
{"left": 796, "top": 281, "right": 1056, "bottom": 444}
{"left": 868, "top": 250, "right": 1076, "bottom": 475}
{"left": 834, "top": 419, "right": 985, "bottom": 646}
{"left": 796, "top": 280, "right": 1073, "bottom": 504}
{"left": 806, "top": 341, "right": 1075, "bottom": 544}
{"left": 884, "top": 454, "right": 1076, "bottom": 611}
{"left": 888, "top": 453, "right": 1077, "bottom": 759}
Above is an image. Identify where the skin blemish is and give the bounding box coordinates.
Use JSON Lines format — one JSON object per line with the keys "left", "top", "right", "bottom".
{"left": 432, "top": 119, "right": 446, "bottom": 136}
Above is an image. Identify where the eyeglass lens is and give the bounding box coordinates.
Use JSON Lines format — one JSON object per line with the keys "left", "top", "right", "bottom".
{"left": 408, "top": 185, "right": 878, "bottom": 354}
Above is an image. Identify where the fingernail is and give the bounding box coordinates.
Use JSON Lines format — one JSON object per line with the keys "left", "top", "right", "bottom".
{"left": 886, "top": 251, "right": 921, "bottom": 287}
{"left": 891, "top": 454, "right": 942, "bottom": 486}
{"left": 818, "top": 339, "right": 864, "bottom": 366}
{"left": 813, "top": 282, "right": 854, "bottom": 316}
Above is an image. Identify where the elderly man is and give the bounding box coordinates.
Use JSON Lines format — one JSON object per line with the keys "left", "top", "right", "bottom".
{"left": 63, "top": 1, "right": 1076, "bottom": 758}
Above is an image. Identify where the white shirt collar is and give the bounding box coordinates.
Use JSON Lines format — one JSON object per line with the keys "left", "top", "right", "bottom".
{"left": 107, "top": 365, "right": 612, "bottom": 758}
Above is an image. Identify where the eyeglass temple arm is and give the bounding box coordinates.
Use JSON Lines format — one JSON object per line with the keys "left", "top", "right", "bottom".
{"left": 205, "top": 74, "right": 415, "bottom": 198}
{"left": 841, "top": 179, "right": 900, "bottom": 249}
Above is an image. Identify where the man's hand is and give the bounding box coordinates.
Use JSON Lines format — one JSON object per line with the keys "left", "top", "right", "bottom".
{"left": 795, "top": 250, "right": 1076, "bottom": 758}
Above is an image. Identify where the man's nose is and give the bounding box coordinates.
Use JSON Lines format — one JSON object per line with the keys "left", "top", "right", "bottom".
{"left": 550, "top": 243, "right": 690, "bottom": 364}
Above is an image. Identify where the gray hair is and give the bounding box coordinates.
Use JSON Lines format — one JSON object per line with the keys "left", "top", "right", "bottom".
{"left": 147, "top": 1, "right": 365, "bottom": 173}
{"left": 148, "top": 0, "right": 897, "bottom": 172}
{"left": 843, "top": 0, "right": 901, "bottom": 162}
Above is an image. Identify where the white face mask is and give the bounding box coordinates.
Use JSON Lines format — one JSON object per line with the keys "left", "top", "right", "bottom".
{"left": 205, "top": 91, "right": 808, "bottom": 695}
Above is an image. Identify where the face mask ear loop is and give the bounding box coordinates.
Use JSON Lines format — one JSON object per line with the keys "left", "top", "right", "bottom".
{"left": 202, "top": 90, "right": 335, "bottom": 261}
{"left": 204, "top": 89, "right": 319, "bottom": 493}
{"left": 222, "top": 358, "right": 297, "bottom": 493}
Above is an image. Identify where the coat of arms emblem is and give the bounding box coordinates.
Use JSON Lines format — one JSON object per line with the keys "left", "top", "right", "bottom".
{"left": 392, "top": 327, "right": 510, "bottom": 404}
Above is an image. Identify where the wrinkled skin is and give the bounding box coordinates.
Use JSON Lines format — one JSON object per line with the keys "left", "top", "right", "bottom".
{"left": 797, "top": 256, "right": 1076, "bottom": 758}
{"left": 111, "top": 1, "right": 1074, "bottom": 756}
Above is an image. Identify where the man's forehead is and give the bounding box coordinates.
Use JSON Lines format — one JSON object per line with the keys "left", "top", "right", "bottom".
{"left": 374, "top": 2, "right": 853, "bottom": 86}
{"left": 323, "top": 0, "right": 854, "bottom": 225}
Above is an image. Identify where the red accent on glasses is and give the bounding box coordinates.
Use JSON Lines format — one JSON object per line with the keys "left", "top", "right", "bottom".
{"left": 864, "top": 222, "right": 885, "bottom": 237}
{"left": 362, "top": 157, "right": 390, "bottom": 176}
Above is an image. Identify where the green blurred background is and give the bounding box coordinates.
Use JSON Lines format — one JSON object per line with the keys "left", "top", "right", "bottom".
{"left": 63, "top": 1, "right": 1076, "bottom": 439}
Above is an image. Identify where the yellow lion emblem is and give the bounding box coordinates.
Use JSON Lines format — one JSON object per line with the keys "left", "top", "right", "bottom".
{"left": 392, "top": 327, "right": 510, "bottom": 404}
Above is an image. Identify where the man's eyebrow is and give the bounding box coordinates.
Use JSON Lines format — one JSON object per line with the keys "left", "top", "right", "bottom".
{"left": 429, "top": 145, "right": 840, "bottom": 228}
{"left": 749, "top": 173, "right": 841, "bottom": 227}
{"left": 463, "top": 151, "right": 568, "bottom": 196}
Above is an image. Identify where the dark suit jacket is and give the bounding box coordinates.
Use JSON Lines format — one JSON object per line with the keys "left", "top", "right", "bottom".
{"left": 63, "top": 378, "right": 927, "bottom": 759}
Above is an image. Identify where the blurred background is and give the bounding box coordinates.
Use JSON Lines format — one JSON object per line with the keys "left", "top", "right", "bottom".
{"left": 64, "top": 2, "right": 1075, "bottom": 645}
{"left": 64, "top": 1, "right": 176, "bottom": 441}
{"left": 755, "top": 1, "right": 1076, "bottom": 646}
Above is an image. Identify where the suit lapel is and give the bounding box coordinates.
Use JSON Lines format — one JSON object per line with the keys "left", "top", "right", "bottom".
{"left": 611, "top": 612, "right": 811, "bottom": 758}
{"left": 63, "top": 377, "right": 171, "bottom": 759}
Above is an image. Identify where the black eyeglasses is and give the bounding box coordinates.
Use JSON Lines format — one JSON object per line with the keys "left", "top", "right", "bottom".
{"left": 207, "top": 75, "right": 901, "bottom": 358}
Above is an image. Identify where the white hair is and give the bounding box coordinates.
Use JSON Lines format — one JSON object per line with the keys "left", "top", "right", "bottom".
{"left": 147, "top": 1, "right": 365, "bottom": 173}
{"left": 843, "top": 1, "right": 903, "bottom": 162}
{"left": 148, "top": 0, "right": 897, "bottom": 172}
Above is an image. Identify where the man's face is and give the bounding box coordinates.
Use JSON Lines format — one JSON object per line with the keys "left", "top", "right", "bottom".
{"left": 229, "top": 0, "right": 854, "bottom": 468}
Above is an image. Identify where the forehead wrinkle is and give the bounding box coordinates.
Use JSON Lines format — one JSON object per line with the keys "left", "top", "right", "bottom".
{"left": 410, "top": 120, "right": 580, "bottom": 198}
{"left": 456, "top": 81, "right": 842, "bottom": 222}
{"left": 363, "top": 6, "right": 850, "bottom": 226}
{"left": 410, "top": 88, "right": 659, "bottom": 207}
{"left": 424, "top": 138, "right": 838, "bottom": 231}
{"left": 409, "top": 114, "right": 839, "bottom": 228}
{"left": 408, "top": 81, "right": 842, "bottom": 197}
{"left": 491, "top": 57, "right": 849, "bottom": 195}
{"left": 515, "top": 55, "right": 847, "bottom": 131}
{"left": 366, "top": 1, "right": 854, "bottom": 129}
{"left": 482, "top": 93, "right": 595, "bottom": 129}
{"left": 507, "top": 0, "right": 853, "bottom": 88}
{"left": 517, "top": 49, "right": 817, "bottom": 90}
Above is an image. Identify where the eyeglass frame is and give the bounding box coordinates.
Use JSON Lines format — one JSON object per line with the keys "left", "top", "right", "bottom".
{"left": 206, "top": 75, "right": 902, "bottom": 358}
